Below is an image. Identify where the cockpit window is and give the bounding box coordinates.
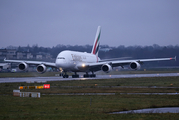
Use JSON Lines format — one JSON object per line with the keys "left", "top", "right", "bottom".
{"left": 57, "top": 57, "right": 65, "bottom": 59}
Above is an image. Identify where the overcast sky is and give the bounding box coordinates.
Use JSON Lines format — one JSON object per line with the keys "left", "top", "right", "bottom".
{"left": 0, "top": 0, "right": 179, "bottom": 48}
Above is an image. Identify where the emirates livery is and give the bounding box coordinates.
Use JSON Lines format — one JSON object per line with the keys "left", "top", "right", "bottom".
{"left": 4, "top": 26, "right": 176, "bottom": 78}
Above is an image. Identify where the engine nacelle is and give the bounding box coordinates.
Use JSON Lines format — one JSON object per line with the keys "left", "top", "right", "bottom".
{"left": 18, "top": 62, "right": 28, "bottom": 71}
{"left": 130, "top": 61, "right": 141, "bottom": 70}
{"left": 101, "top": 64, "right": 112, "bottom": 73}
{"left": 36, "top": 64, "right": 47, "bottom": 73}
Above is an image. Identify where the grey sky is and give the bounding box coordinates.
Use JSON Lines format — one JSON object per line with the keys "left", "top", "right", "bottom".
{"left": 0, "top": 0, "right": 179, "bottom": 48}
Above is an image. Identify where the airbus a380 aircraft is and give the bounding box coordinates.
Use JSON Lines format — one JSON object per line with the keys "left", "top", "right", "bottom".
{"left": 4, "top": 26, "right": 176, "bottom": 78}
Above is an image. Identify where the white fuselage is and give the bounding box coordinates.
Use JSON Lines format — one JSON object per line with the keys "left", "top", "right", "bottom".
{"left": 55, "top": 50, "right": 100, "bottom": 72}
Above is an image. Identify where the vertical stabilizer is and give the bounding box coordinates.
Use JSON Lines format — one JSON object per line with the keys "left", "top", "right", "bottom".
{"left": 91, "top": 26, "right": 101, "bottom": 56}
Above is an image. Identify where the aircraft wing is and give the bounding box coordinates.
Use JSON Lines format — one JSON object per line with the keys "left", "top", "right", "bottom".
{"left": 98, "top": 57, "right": 132, "bottom": 62}
{"left": 109, "top": 56, "right": 176, "bottom": 67}
{"left": 80, "top": 56, "right": 176, "bottom": 72}
{"left": 4, "top": 58, "right": 56, "bottom": 68}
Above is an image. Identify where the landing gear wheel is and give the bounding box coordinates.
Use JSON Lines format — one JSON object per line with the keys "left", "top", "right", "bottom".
{"left": 72, "top": 74, "right": 79, "bottom": 78}
{"left": 90, "top": 74, "right": 96, "bottom": 77}
{"left": 83, "top": 74, "right": 89, "bottom": 78}
{"left": 63, "top": 75, "right": 69, "bottom": 78}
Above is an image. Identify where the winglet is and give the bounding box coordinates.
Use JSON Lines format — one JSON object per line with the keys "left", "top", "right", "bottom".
{"left": 4, "top": 58, "right": 6, "bottom": 61}
{"left": 170, "top": 56, "right": 177, "bottom": 61}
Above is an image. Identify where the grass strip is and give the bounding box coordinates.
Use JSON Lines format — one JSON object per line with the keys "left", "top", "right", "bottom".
{"left": 0, "top": 76, "right": 179, "bottom": 119}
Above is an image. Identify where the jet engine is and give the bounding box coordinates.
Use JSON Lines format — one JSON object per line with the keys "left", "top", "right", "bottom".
{"left": 129, "top": 61, "right": 141, "bottom": 70}
{"left": 36, "top": 64, "right": 47, "bottom": 73}
{"left": 18, "top": 62, "right": 28, "bottom": 71}
{"left": 101, "top": 64, "right": 112, "bottom": 73}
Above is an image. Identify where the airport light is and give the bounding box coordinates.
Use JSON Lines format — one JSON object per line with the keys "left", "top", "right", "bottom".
{"left": 29, "top": 86, "right": 35, "bottom": 89}
{"left": 43, "top": 84, "right": 50, "bottom": 89}
{"left": 82, "top": 64, "right": 85, "bottom": 67}
{"left": 19, "top": 86, "right": 24, "bottom": 89}
{"left": 36, "top": 86, "right": 43, "bottom": 89}
{"left": 18, "top": 84, "right": 50, "bottom": 89}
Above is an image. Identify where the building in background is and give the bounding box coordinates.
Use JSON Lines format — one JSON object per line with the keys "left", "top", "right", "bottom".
{"left": 0, "top": 49, "right": 52, "bottom": 60}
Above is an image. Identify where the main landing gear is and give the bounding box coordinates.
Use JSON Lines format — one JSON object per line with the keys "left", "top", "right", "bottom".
{"left": 72, "top": 72, "right": 79, "bottom": 78}
{"left": 63, "top": 72, "right": 96, "bottom": 78}
{"left": 71, "top": 72, "right": 96, "bottom": 78}
{"left": 83, "top": 72, "right": 96, "bottom": 78}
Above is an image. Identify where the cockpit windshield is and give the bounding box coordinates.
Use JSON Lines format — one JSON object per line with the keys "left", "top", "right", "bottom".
{"left": 57, "top": 57, "right": 65, "bottom": 59}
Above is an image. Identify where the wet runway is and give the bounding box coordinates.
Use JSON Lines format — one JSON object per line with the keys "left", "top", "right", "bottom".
{"left": 111, "top": 107, "right": 179, "bottom": 114}
{"left": 0, "top": 72, "right": 179, "bottom": 83}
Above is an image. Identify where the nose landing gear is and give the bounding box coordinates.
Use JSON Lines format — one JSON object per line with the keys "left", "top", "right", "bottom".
{"left": 63, "top": 72, "right": 69, "bottom": 78}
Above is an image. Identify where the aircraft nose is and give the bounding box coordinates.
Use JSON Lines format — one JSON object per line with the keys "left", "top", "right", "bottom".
{"left": 56, "top": 59, "right": 66, "bottom": 68}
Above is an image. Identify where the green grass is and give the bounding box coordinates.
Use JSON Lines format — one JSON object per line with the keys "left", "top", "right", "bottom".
{"left": 1, "top": 77, "right": 179, "bottom": 119}
{"left": 49, "top": 76, "right": 179, "bottom": 87}
{"left": 0, "top": 95, "right": 179, "bottom": 120}
{"left": 1, "top": 77, "right": 179, "bottom": 95}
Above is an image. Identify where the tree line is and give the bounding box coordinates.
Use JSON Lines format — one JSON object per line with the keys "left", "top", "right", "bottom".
{"left": 7, "top": 44, "right": 179, "bottom": 67}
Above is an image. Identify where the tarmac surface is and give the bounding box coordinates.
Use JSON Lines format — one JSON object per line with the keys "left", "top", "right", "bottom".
{"left": 111, "top": 107, "right": 179, "bottom": 114}
{"left": 0, "top": 72, "right": 179, "bottom": 83}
